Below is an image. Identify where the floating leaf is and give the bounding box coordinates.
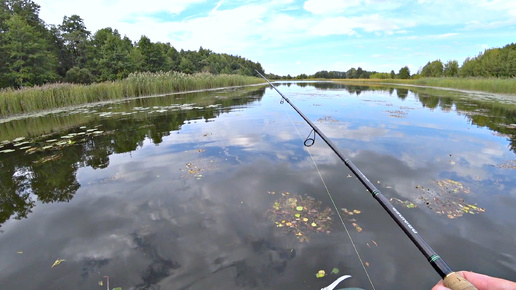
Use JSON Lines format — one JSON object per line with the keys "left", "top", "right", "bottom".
{"left": 311, "top": 222, "right": 317, "bottom": 227}
{"left": 51, "top": 259, "right": 65, "bottom": 268}
{"left": 267, "top": 192, "right": 333, "bottom": 243}
{"left": 331, "top": 268, "right": 339, "bottom": 274}
{"left": 316, "top": 270, "right": 326, "bottom": 278}
{"left": 353, "top": 209, "right": 361, "bottom": 214}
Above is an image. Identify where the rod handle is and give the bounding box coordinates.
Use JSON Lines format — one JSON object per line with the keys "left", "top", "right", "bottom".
{"left": 444, "top": 272, "right": 478, "bottom": 290}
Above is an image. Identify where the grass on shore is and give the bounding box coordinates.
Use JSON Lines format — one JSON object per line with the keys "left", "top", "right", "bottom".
{"left": 334, "top": 77, "right": 516, "bottom": 95}
{"left": 0, "top": 72, "right": 264, "bottom": 117}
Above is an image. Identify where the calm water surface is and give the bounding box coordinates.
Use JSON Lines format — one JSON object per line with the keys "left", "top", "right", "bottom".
{"left": 0, "top": 83, "right": 515, "bottom": 289}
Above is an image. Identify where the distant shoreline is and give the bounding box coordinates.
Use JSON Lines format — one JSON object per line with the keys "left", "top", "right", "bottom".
{"left": 331, "top": 77, "right": 516, "bottom": 96}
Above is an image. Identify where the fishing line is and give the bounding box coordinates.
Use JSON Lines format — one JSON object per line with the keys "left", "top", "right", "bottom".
{"left": 281, "top": 94, "right": 377, "bottom": 290}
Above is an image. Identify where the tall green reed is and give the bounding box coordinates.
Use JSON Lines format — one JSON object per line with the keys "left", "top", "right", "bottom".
{"left": 0, "top": 72, "right": 264, "bottom": 117}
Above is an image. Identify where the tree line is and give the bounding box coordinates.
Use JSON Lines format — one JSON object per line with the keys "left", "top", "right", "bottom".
{"left": 283, "top": 43, "right": 516, "bottom": 80}
{"left": 0, "top": 0, "right": 264, "bottom": 89}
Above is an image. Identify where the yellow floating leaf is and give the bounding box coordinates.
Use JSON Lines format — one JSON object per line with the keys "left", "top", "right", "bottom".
{"left": 316, "top": 270, "right": 326, "bottom": 278}
{"left": 353, "top": 209, "right": 361, "bottom": 214}
{"left": 303, "top": 217, "right": 308, "bottom": 222}
{"left": 311, "top": 222, "right": 317, "bottom": 227}
{"left": 51, "top": 259, "right": 65, "bottom": 268}
{"left": 17, "top": 251, "right": 23, "bottom": 254}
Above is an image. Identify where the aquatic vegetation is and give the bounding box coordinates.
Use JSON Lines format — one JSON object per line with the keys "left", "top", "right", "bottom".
{"left": 390, "top": 198, "right": 417, "bottom": 209}
{"left": 384, "top": 110, "right": 408, "bottom": 118}
{"left": 336, "top": 77, "right": 516, "bottom": 95}
{"left": 0, "top": 72, "right": 264, "bottom": 117}
{"left": 492, "top": 160, "right": 516, "bottom": 169}
{"left": 0, "top": 125, "right": 107, "bottom": 156}
{"left": 266, "top": 192, "right": 333, "bottom": 243}
{"left": 341, "top": 208, "right": 364, "bottom": 232}
{"left": 180, "top": 158, "right": 217, "bottom": 180}
{"left": 414, "top": 179, "right": 485, "bottom": 219}
{"left": 51, "top": 259, "right": 65, "bottom": 268}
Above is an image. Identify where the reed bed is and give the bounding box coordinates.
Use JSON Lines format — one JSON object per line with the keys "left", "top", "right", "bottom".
{"left": 335, "top": 77, "right": 516, "bottom": 95}
{"left": 0, "top": 72, "right": 264, "bottom": 117}
{"left": 410, "top": 77, "right": 516, "bottom": 95}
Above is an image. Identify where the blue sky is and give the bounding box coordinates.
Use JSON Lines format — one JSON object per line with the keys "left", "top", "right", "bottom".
{"left": 35, "top": 0, "right": 515, "bottom": 76}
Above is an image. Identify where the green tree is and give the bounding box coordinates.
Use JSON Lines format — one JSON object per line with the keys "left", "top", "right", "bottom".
{"left": 421, "top": 60, "right": 444, "bottom": 77}
{"left": 356, "top": 67, "right": 364, "bottom": 78}
{"left": 0, "top": 14, "right": 57, "bottom": 87}
{"left": 398, "top": 66, "right": 410, "bottom": 79}
{"left": 59, "top": 15, "right": 91, "bottom": 69}
{"left": 443, "top": 60, "right": 459, "bottom": 77}
{"left": 64, "top": 67, "right": 94, "bottom": 84}
{"left": 179, "top": 57, "right": 194, "bottom": 74}
{"left": 137, "top": 36, "right": 170, "bottom": 72}
{"left": 96, "top": 30, "right": 136, "bottom": 81}
{"left": 347, "top": 68, "right": 357, "bottom": 79}
{"left": 390, "top": 70, "right": 396, "bottom": 79}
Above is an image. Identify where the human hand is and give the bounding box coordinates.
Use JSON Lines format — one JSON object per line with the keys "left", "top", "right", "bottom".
{"left": 432, "top": 271, "right": 516, "bottom": 290}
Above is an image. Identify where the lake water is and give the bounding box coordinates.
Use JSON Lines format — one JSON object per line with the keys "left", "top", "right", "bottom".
{"left": 0, "top": 82, "right": 515, "bottom": 289}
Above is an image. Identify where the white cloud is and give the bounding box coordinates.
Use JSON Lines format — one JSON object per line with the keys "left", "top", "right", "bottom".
{"left": 303, "top": 0, "right": 363, "bottom": 14}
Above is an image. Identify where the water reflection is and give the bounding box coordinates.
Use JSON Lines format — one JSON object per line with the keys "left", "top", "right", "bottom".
{"left": 0, "top": 83, "right": 515, "bottom": 289}
{"left": 0, "top": 87, "right": 266, "bottom": 230}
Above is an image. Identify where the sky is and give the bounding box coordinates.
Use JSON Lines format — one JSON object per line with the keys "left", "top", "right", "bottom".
{"left": 33, "top": 0, "right": 516, "bottom": 76}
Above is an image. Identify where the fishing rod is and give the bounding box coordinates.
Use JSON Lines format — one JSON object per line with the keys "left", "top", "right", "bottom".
{"left": 256, "top": 71, "right": 476, "bottom": 290}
